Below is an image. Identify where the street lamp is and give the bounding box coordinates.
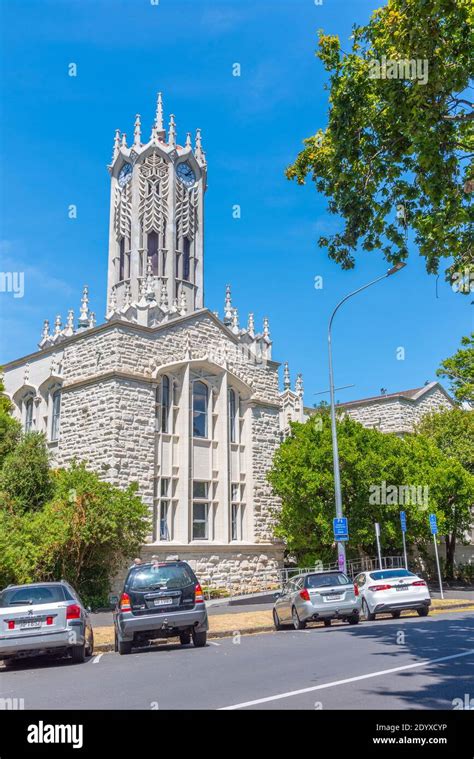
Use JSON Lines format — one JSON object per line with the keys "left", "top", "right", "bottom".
{"left": 328, "top": 262, "right": 407, "bottom": 574}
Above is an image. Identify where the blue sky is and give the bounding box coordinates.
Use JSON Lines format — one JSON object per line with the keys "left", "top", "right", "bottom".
{"left": 0, "top": 0, "right": 470, "bottom": 404}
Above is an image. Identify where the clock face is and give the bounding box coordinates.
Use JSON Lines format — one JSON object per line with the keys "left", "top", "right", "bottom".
{"left": 118, "top": 163, "right": 132, "bottom": 188}
{"left": 176, "top": 161, "right": 196, "bottom": 188}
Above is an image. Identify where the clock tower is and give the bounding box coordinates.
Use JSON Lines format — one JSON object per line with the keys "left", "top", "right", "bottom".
{"left": 106, "top": 93, "right": 207, "bottom": 321}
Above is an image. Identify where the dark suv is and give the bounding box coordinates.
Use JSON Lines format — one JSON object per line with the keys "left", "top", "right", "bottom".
{"left": 114, "top": 560, "right": 208, "bottom": 655}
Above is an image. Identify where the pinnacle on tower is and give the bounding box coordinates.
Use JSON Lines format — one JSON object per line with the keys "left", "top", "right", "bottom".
{"left": 283, "top": 361, "right": 291, "bottom": 390}
{"left": 121, "top": 133, "right": 127, "bottom": 148}
{"left": 160, "top": 281, "right": 169, "bottom": 309}
{"left": 89, "top": 312, "right": 96, "bottom": 329}
{"left": 134, "top": 114, "right": 142, "bottom": 147}
{"left": 247, "top": 312, "right": 255, "bottom": 336}
{"left": 39, "top": 319, "right": 50, "bottom": 347}
{"left": 64, "top": 309, "right": 75, "bottom": 337}
{"left": 169, "top": 114, "right": 176, "bottom": 148}
{"left": 295, "top": 373, "right": 304, "bottom": 398}
{"left": 231, "top": 307, "right": 240, "bottom": 334}
{"left": 185, "top": 132, "right": 192, "bottom": 149}
{"left": 53, "top": 314, "right": 62, "bottom": 336}
{"left": 224, "top": 285, "right": 233, "bottom": 325}
{"left": 263, "top": 316, "right": 270, "bottom": 340}
{"left": 112, "top": 129, "right": 120, "bottom": 162}
{"left": 155, "top": 92, "right": 165, "bottom": 137}
{"left": 195, "top": 128, "right": 204, "bottom": 163}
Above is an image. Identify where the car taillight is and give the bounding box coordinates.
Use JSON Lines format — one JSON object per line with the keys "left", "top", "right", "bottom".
{"left": 119, "top": 593, "right": 132, "bottom": 612}
{"left": 66, "top": 604, "right": 81, "bottom": 620}
{"left": 195, "top": 584, "right": 204, "bottom": 604}
{"left": 7, "top": 620, "right": 15, "bottom": 630}
{"left": 368, "top": 584, "right": 392, "bottom": 592}
{"left": 412, "top": 580, "right": 427, "bottom": 587}
{"left": 299, "top": 588, "right": 310, "bottom": 602}
{"left": 354, "top": 584, "right": 359, "bottom": 597}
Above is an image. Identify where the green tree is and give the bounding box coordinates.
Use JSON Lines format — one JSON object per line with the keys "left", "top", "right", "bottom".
{"left": 0, "top": 374, "right": 21, "bottom": 467}
{"left": 436, "top": 333, "right": 474, "bottom": 405}
{"left": 286, "top": 0, "right": 473, "bottom": 284}
{"left": 0, "top": 462, "right": 150, "bottom": 606}
{"left": 417, "top": 406, "right": 474, "bottom": 473}
{"left": 0, "top": 432, "right": 54, "bottom": 512}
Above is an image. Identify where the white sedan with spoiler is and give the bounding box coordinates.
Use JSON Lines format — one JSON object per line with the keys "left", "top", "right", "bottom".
{"left": 354, "top": 568, "right": 431, "bottom": 621}
{"left": 0, "top": 581, "right": 94, "bottom": 665}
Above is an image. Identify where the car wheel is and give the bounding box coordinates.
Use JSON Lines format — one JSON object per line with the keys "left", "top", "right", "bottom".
{"left": 192, "top": 630, "right": 207, "bottom": 648}
{"left": 273, "top": 608, "right": 285, "bottom": 631}
{"left": 362, "top": 600, "right": 376, "bottom": 622}
{"left": 71, "top": 643, "right": 86, "bottom": 664}
{"left": 86, "top": 631, "right": 94, "bottom": 657}
{"left": 347, "top": 615, "right": 359, "bottom": 625}
{"left": 323, "top": 619, "right": 332, "bottom": 627}
{"left": 417, "top": 607, "right": 429, "bottom": 617}
{"left": 292, "top": 607, "right": 306, "bottom": 630}
{"left": 114, "top": 631, "right": 118, "bottom": 652}
{"left": 179, "top": 631, "right": 191, "bottom": 645}
{"left": 118, "top": 638, "right": 132, "bottom": 655}
{"left": 391, "top": 611, "right": 401, "bottom": 619}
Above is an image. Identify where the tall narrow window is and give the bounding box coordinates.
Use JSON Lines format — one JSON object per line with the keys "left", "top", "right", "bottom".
{"left": 51, "top": 390, "right": 61, "bottom": 441}
{"left": 193, "top": 482, "right": 209, "bottom": 540}
{"left": 183, "top": 238, "right": 191, "bottom": 281}
{"left": 192, "top": 381, "right": 208, "bottom": 438}
{"left": 231, "top": 484, "right": 240, "bottom": 541}
{"left": 161, "top": 375, "right": 170, "bottom": 434}
{"left": 147, "top": 230, "right": 159, "bottom": 275}
{"left": 159, "top": 479, "right": 170, "bottom": 540}
{"left": 24, "top": 398, "right": 34, "bottom": 433}
{"left": 119, "top": 238, "right": 125, "bottom": 281}
{"left": 228, "top": 389, "right": 237, "bottom": 443}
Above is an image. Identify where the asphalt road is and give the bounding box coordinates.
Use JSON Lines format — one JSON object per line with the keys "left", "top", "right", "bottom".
{"left": 1, "top": 611, "right": 473, "bottom": 710}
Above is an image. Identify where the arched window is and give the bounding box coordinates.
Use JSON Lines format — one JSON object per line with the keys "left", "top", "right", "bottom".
{"left": 24, "top": 398, "right": 34, "bottom": 432}
{"left": 161, "top": 375, "right": 170, "bottom": 434}
{"left": 192, "top": 381, "right": 208, "bottom": 438}
{"left": 183, "top": 238, "right": 191, "bottom": 281}
{"left": 51, "top": 389, "right": 61, "bottom": 441}
{"left": 228, "top": 389, "right": 237, "bottom": 443}
{"left": 147, "top": 230, "right": 159, "bottom": 275}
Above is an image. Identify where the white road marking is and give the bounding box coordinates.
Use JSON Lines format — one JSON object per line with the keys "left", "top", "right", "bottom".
{"left": 92, "top": 654, "right": 104, "bottom": 663}
{"left": 208, "top": 641, "right": 221, "bottom": 646}
{"left": 219, "top": 648, "right": 474, "bottom": 710}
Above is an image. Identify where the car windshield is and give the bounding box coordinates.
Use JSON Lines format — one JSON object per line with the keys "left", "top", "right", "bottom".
{"left": 369, "top": 570, "right": 415, "bottom": 580}
{"left": 0, "top": 585, "right": 67, "bottom": 607}
{"left": 305, "top": 573, "right": 350, "bottom": 588}
{"left": 129, "top": 564, "right": 195, "bottom": 591}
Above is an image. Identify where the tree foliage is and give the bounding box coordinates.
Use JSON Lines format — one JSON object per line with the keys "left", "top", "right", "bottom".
{"left": 0, "top": 432, "right": 54, "bottom": 512}
{"left": 268, "top": 413, "right": 474, "bottom": 577}
{"left": 287, "top": 0, "right": 473, "bottom": 284}
{"left": 0, "top": 374, "right": 21, "bottom": 468}
{"left": 436, "top": 333, "right": 474, "bottom": 405}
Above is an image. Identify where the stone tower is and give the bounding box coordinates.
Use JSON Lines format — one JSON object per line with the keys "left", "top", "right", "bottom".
{"left": 106, "top": 93, "right": 207, "bottom": 316}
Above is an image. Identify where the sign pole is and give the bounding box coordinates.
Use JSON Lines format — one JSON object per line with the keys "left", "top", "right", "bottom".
{"left": 400, "top": 511, "right": 408, "bottom": 569}
{"left": 429, "top": 513, "right": 444, "bottom": 600}
{"left": 402, "top": 531, "right": 408, "bottom": 570}
{"left": 375, "top": 522, "right": 382, "bottom": 569}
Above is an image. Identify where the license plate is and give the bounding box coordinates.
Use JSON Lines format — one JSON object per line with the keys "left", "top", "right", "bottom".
{"left": 396, "top": 586, "right": 409, "bottom": 591}
{"left": 20, "top": 620, "right": 41, "bottom": 629}
{"left": 153, "top": 598, "right": 174, "bottom": 606}
{"left": 324, "top": 594, "right": 343, "bottom": 602}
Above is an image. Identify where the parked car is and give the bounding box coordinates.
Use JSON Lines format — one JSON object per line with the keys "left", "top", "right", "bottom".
{"left": 0, "top": 581, "right": 94, "bottom": 665}
{"left": 354, "top": 568, "right": 431, "bottom": 620}
{"left": 114, "top": 560, "right": 208, "bottom": 655}
{"left": 273, "top": 570, "right": 361, "bottom": 630}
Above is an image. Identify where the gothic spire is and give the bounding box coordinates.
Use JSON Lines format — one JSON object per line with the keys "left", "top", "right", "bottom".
{"left": 195, "top": 128, "right": 204, "bottom": 163}
{"left": 112, "top": 129, "right": 120, "bottom": 162}
{"left": 53, "top": 314, "right": 62, "bottom": 337}
{"left": 263, "top": 316, "right": 270, "bottom": 340}
{"left": 155, "top": 92, "right": 165, "bottom": 134}
{"left": 283, "top": 361, "right": 291, "bottom": 390}
{"left": 185, "top": 132, "right": 192, "bottom": 149}
{"left": 224, "top": 284, "right": 233, "bottom": 325}
{"left": 134, "top": 114, "right": 141, "bottom": 146}
{"left": 169, "top": 114, "right": 176, "bottom": 148}
{"left": 78, "top": 286, "right": 90, "bottom": 328}
{"left": 64, "top": 309, "right": 75, "bottom": 337}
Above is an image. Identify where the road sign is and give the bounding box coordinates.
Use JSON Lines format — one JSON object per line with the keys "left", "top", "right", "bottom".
{"left": 429, "top": 513, "right": 438, "bottom": 535}
{"left": 333, "top": 517, "right": 349, "bottom": 541}
{"left": 400, "top": 511, "right": 407, "bottom": 533}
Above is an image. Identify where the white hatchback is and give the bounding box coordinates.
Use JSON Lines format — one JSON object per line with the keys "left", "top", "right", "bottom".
{"left": 354, "top": 569, "right": 431, "bottom": 621}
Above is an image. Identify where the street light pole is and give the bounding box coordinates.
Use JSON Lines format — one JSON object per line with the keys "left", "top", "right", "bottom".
{"left": 328, "top": 262, "right": 406, "bottom": 575}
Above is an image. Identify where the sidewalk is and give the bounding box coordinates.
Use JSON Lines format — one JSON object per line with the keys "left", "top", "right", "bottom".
{"left": 92, "top": 597, "right": 474, "bottom": 651}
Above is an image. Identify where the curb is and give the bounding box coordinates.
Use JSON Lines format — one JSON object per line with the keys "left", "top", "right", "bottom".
{"left": 93, "top": 602, "right": 474, "bottom": 653}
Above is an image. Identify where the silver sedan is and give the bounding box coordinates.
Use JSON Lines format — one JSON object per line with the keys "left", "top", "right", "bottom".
{"left": 273, "top": 571, "right": 361, "bottom": 630}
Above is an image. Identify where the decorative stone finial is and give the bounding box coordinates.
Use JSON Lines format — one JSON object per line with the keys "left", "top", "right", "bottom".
{"left": 134, "top": 114, "right": 141, "bottom": 147}
{"left": 231, "top": 307, "right": 240, "bottom": 334}
{"left": 40, "top": 319, "right": 50, "bottom": 343}
{"left": 89, "top": 312, "right": 96, "bottom": 329}
{"left": 179, "top": 287, "right": 187, "bottom": 315}
{"left": 64, "top": 309, "right": 75, "bottom": 337}
{"left": 247, "top": 313, "right": 255, "bottom": 336}
{"left": 185, "top": 132, "right": 192, "bottom": 149}
{"left": 155, "top": 92, "right": 164, "bottom": 134}
{"left": 168, "top": 114, "right": 176, "bottom": 148}
{"left": 113, "top": 129, "right": 120, "bottom": 162}
{"left": 283, "top": 361, "right": 291, "bottom": 390}
{"left": 295, "top": 373, "right": 304, "bottom": 398}
{"left": 53, "top": 314, "right": 62, "bottom": 336}
{"left": 224, "top": 284, "right": 233, "bottom": 325}
{"left": 121, "top": 133, "right": 127, "bottom": 148}
{"left": 78, "top": 286, "right": 90, "bottom": 328}
{"left": 195, "top": 128, "right": 204, "bottom": 162}
{"left": 263, "top": 316, "right": 270, "bottom": 340}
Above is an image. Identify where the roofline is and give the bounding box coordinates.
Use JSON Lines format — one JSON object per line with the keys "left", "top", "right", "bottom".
{"left": 1, "top": 308, "right": 280, "bottom": 371}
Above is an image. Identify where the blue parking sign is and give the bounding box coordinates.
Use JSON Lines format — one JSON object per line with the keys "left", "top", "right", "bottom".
{"left": 333, "top": 517, "right": 349, "bottom": 541}
{"left": 429, "top": 513, "right": 438, "bottom": 535}
{"left": 400, "top": 511, "right": 407, "bottom": 532}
